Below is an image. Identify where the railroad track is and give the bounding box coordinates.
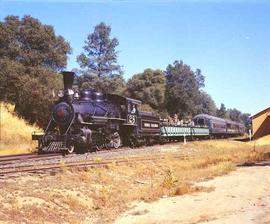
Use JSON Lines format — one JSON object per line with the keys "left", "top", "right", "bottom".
{"left": 0, "top": 141, "right": 196, "bottom": 178}
{"left": 0, "top": 153, "right": 62, "bottom": 166}
{"left": 0, "top": 153, "right": 190, "bottom": 178}
{"left": 0, "top": 147, "right": 135, "bottom": 168}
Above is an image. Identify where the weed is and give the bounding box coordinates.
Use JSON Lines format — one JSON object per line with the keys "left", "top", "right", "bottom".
{"left": 161, "top": 169, "right": 178, "bottom": 189}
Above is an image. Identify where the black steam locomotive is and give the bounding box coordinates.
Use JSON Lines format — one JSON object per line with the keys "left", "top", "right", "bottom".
{"left": 32, "top": 71, "right": 160, "bottom": 153}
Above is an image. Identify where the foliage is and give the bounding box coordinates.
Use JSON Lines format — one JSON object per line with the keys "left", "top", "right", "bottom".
{"left": 217, "top": 103, "right": 228, "bottom": 119}
{"left": 239, "top": 113, "right": 251, "bottom": 129}
{"left": 0, "top": 59, "right": 25, "bottom": 103}
{"left": 126, "top": 69, "right": 166, "bottom": 111}
{"left": 0, "top": 62, "right": 63, "bottom": 126}
{"left": 216, "top": 103, "right": 251, "bottom": 129}
{"left": 165, "top": 60, "right": 204, "bottom": 117}
{"left": 77, "top": 22, "right": 122, "bottom": 77}
{"left": 227, "top": 108, "right": 251, "bottom": 128}
{"left": 0, "top": 15, "right": 71, "bottom": 71}
{"left": 76, "top": 22, "right": 125, "bottom": 94}
{"left": 0, "top": 15, "right": 71, "bottom": 125}
{"left": 194, "top": 69, "right": 205, "bottom": 89}
{"left": 195, "top": 91, "right": 217, "bottom": 116}
{"left": 77, "top": 73, "right": 126, "bottom": 95}
{"left": 139, "top": 103, "right": 155, "bottom": 113}
{"left": 16, "top": 69, "right": 63, "bottom": 126}
{"left": 227, "top": 108, "right": 242, "bottom": 121}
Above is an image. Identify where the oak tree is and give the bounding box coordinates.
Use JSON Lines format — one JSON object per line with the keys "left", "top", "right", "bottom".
{"left": 165, "top": 60, "right": 203, "bottom": 117}
{"left": 196, "top": 91, "right": 217, "bottom": 115}
{"left": 126, "top": 69, "right": 166, "bottom": 112}
{"left": 0, "top": 15, "right": 71, "bottom": 125}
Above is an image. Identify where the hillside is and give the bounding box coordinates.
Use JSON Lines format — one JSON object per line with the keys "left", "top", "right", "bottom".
{"left": 0, "top": 102, "right": 41, "bottom": 155}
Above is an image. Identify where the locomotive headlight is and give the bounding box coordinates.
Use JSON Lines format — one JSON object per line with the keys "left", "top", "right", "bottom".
{"left": 52, "top": 102, "right": 74, "bottom": 125}
{"left": 56, "top": 108, "right": 65, "bottom": 118}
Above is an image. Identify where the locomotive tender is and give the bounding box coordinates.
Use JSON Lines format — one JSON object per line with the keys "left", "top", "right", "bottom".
{"left": 32, "top": 71, "right": 245, "bottom": 154}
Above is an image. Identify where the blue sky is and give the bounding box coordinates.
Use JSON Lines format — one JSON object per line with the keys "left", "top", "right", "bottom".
{"left": 1, "top": 0, "right": 270, "bottom": 115}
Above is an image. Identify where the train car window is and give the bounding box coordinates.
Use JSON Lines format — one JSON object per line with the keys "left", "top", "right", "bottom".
{"left": 213, "top": 123, "right": 226, "bottom": 129}
{"left": 131, "top": 104, "right": 137, "bottom": 114}
{"left": 198, "top": 118, "right": 205, "bottom": 126}
{"left": 127, "top": 103, "right": 137, "bottom": 114}
{"left": 127, "top": 103, "right": 131, "bottom": 113}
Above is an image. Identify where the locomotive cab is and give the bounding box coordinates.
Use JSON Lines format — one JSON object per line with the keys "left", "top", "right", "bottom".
{"left": 106, "top": 94, "right": 141, "bottom": 126}
{"left": 126, "top": 101, "right": 139, "bottom": 125}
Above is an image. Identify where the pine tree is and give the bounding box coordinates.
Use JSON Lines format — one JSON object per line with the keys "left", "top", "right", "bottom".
{"left": 77, "top": 22, "right": 122, "bottom": 77}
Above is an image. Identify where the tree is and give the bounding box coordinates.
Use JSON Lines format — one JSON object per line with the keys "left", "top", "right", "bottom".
{"left": 195, "top": 91, "right": 217, "bottom": 116}
{"left": 239, "top": 113, "right": 251, "bottom": 130}
{"left": 0, "top": 59, "right": 25, "bottom": 103}
{"left": 77, "top": 22, "right": 122, "bottom": 77}
{"left": 216, "top": 103, "right": 250, "bottom": 130}
{"left": 0, "top": 15, "right": 71, "bottom": 125}
{"left": 126, "top": 69, "right": 166, "bottom": 112}
{"left": 0, "top": 15, "right": 71, "bottom": 71}
{"left": 16, "top": 69, "right": 63, "bottom": 126}
{"left": 227, "top": 108, "right": 242, "bottom": 122}
{"left": 194, "top": 69, "right": 205, "bottom": 89}
{"left": 77, "top": 73, "right": 126, "bottom": 95}
{"left": 165, "top": 60, "right": 203, "bottom": 117}
{"left": 217, "top": 103, "right": 227, "bottom": 118}
{"left": 226, "top": 108, "right": 251, "bottom": 126}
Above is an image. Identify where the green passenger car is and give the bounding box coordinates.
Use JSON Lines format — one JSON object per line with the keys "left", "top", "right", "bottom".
{"left": 160, "top": 124, "right": 209, "bottom": 138}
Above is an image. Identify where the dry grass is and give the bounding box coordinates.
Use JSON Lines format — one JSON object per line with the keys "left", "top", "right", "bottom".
{"left": 0, "top": 139, "right": 269, "bottom": 223}
{"left": 250, "top": 134, "right": 270, "bottom": 147}
{"left": 0, "top": 102, "right": 41, "bottom": 155}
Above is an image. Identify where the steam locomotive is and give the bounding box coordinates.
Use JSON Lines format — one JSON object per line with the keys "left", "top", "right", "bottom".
{"left": 32, "top": 71, "right": 245, "bottom": 154}
{"left": 32, "top": 71, "right": 161, "bottom": 153}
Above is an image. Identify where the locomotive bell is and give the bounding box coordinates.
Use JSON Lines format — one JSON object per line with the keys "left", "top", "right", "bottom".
{"left": 62, "top": 71, "right": 75, "bottom": 91}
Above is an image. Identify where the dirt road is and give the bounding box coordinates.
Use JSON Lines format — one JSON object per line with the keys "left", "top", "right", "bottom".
{"left": 115, "top": 165, "right": 270, "bottom": 224}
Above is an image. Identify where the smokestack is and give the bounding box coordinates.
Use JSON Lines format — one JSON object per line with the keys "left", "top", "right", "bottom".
{"left": 62, "top": 71, "right": 75, "bottom": 90}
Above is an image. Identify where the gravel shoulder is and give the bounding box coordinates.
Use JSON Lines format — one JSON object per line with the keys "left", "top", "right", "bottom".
{"left": 115, "top": 165, "right": 270, "bottom": 224}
